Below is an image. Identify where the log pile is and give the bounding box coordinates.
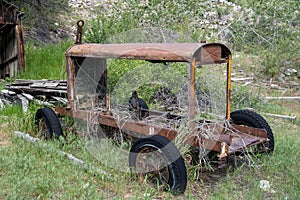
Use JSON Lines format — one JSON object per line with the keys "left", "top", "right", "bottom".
{"left": 0, "top": 80, "right": 67, "bottom": 111}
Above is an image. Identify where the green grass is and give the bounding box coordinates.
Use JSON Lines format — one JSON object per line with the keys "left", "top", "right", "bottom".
{"left": 1, "top": 48, "right": 299, "bottom": 199}
{"left": 84, "top": 0, "right": 300, "bottom": 77}
{"left": 0, "top": 136, "right": 110, "bottom": 199}
{"left": 1, "top": 108, "right": 299, "bottom": 199}
{"left": 19, "top": 40, "right": 73, "bottom": 80}
{"left": 208, "top": 122, "right": 300, "bottom": 200}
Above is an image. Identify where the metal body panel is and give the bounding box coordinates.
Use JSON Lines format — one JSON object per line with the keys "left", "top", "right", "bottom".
{"left": 66, "top": 42, "right": 231, "bottom": 64}
{"left": 55, "top": 106, "right": 269, "bottom": 154}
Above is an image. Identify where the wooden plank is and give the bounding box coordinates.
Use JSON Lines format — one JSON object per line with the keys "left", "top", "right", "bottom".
{"left": 0, "top": 18, "right": 18, "bottom": 78}
{"left": 1, "top": 89, "right": 16, "bottom": 95}
{"left": 264, "top": 96, "right": 300, "bottom": 100}
{"left": 21, "top": 93, "right": 53, "bottom": 106}
{"left": 262, "top": 112, "right": 296, "bottom": 120}
{"left": 5, "top": 85, "right": 67, "bottom": 96}
{"left": 15, "top": 17, "right": 25, "bottom": 73}
{"left": 11, "top": 79, "right": 66, "bottom": 86}
{"left": 52, "top": 96, "right": 68, "bottom": 104}
{"left": 231, "top": 77, "right": 254, "bottom": 82}
{"left": 31, "top": 82, "right": 59, "bottom": 88}
{"left": 0, "top": 55, "right": 17, "bottom": 67}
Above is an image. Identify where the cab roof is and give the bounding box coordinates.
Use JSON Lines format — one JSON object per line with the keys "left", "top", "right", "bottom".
{"left": 66, "top": 42, "right": 231, "bottom": 64}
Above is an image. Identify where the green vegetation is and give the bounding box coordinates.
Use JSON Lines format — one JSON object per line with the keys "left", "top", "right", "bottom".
{"left": 85, "top": 0, "right": 299, "bottom": 77}
{"left": 1, "top": 104, "right": 299, "bottom": 199}
{"left": 10, "top": 0, "right": 69, "bottom": 43}
{"left": 19, "top": 40, "right": 72, "bottom": 80}
{"left": 210, "top": 121, "right": 300, "bottom": 200}
{"left": 0, "top": 134, "right": 108, "bottom": 199}
{"left": 229, "top": 0, "right": 300, "bottom": 75}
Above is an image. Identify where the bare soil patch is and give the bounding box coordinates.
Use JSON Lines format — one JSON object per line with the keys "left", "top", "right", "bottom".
{"left": 0, "top": 123, "right": 10, "bottom": 147}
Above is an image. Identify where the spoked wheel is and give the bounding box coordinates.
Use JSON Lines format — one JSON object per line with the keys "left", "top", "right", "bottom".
{"left": 135, "top": 146, "right": 170, "bottom": 187}
{"left": 129, "top": 135, "right": 187, "bottom": 194}
{"left": 35, "top": 108, "right": 63, "bottom": 139}
{"left": 230, "top": 109, "right": 274, "bottom": 153}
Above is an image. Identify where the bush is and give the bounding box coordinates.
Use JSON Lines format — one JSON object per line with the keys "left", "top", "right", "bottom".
{"left": 85, "top": 0, "right": 299, "bottom": 77}
{"left": 229, "top": 0, "right": 300, "bottom": 75}
{"left": 10, "top": 0, "right": 70, "bottom": 43}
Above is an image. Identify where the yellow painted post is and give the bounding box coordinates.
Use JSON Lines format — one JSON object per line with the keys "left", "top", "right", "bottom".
{"left": 226, "top": 55, "right": 232, "bottom": 120}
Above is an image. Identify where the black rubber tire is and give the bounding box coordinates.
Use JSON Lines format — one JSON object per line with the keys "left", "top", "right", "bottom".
{"left": 230, "top": 109, "right": 274, "bottom": 153}
{"left": 35, "top": 108, "right": 63, "bottom": 139}
{"left": 129, "top": 135, "right": 187, "bottom": 194}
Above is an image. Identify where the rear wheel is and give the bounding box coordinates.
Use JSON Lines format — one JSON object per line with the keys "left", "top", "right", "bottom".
{"left": 35, "top": 108, "right": 63, "bottom": 139}
{"left": 230, "top": 109, "right": 274, "bottom": 153}
{"left": 129, "top": 135, "right": 187, "bottom": 194}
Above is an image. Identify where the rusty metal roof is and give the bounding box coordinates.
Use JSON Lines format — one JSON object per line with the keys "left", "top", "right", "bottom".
{"left": 66, "top": 43, "right": 231, "bottom": 63}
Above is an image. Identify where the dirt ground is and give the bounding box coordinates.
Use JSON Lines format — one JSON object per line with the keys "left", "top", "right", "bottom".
{"left": 0, "top": 123, "right": 10, "bottom": 147}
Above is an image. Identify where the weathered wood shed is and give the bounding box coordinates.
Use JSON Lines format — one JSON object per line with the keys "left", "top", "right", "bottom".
{"left": 0, "top": 0, "right": 25, "bottom": 79}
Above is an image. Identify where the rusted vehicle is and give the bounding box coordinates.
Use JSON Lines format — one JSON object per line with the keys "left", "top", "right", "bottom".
{"left": 35, "top": 21, "right": 274, "bottom": 194}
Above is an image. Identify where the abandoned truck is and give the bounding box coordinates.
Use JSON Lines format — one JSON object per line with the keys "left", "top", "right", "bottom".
{"left": 35, "top": 21, "right": 274, "bottom": 194}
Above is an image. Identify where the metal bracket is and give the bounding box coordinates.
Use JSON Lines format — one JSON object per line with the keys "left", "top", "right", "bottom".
{"left": 75, "top": 20, "right": 84, "bottom": 44}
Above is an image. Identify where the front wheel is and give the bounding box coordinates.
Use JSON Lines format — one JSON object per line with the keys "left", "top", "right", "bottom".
{"left": 230, "top": 109, "right": 274, "bottom": 153}
{"left": 129, "top": 135, "right": 187, "bottom": 194}
{"left": 35, "top": 108, "right": 63, "bottom": 139}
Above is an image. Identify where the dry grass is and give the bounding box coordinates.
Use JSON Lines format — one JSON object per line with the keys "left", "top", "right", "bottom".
{"left": 0, "top": 123, "right": 10, "bottom": 147}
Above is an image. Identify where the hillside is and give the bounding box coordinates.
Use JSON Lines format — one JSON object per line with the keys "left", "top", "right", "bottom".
{"left": 8, "top": 0, "right": 300, "bottom": 81}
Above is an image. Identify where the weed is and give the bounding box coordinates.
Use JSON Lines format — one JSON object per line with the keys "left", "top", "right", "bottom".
{"left": 19, "top": 40, "right": 72, "bottom": 80}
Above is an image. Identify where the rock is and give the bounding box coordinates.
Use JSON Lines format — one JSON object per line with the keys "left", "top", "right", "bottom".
{"left": 284, "top": 68, "right": 297, "bottom": 76}
{"left": 278, "top": 73, "right": 285, "bottom": 82}
{"left": 259, "top": 180, "right": 276, "bottom": 194}
{"left": 19, "top": 0, "right": 258, "bottom": 44}
{"left": 259, "top": 180, "right": 270, "bottom": 190}
{"left": 0, "top": 98, "right": 4, "bottom": 109}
